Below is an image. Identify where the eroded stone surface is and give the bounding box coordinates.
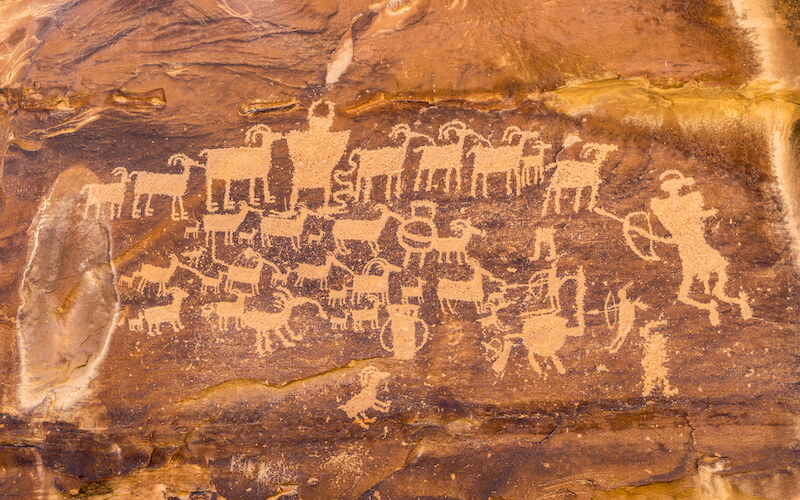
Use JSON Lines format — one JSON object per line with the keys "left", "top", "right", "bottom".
{"left": 1, "top": 1, "right": 799, "bottom": 499}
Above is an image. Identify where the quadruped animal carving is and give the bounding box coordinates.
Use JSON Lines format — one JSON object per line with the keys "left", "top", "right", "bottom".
{"left": 131, "top": 154, "right": 201, "bottom": 220}
{"left": 347, "top": 123, "right": 426, "bottom": 202}
{"left": 142, "top": 287, "right": 189, "bottom": 335}
{"left": 520, "top": 134, "right": 553, "bottom": 187}
{"left": 132, "top": 255, "right": 180, "bottom": 295}
{"left": 542, "top": 138, "right": 618, "bottom": 215}
{"left": 331, "top": 204, "right": 398, "bottom": 254}
{"left": 81, "top": 167, "right": 129, "bottom": 219}
{"left": 467, "top": 126, "right": 541, "bottom": 198}
{"left": 352, "top": 258, "right": 401, "bottom": 305}
{"left": 201, "top": 290, "right": 249, "bottom": 329}
{"left": 434, "top": 219, "right": 484, "bottom": 265}
{"left": 285, "top": 100, "right": 350, "bottom": 210}
{"left": 291, "top": 255, "right": 351, "bottom": 290}
{"left": 413, "top": 120, "right": 486, "bottom": 193}
{"left": 203, "top": 201, "right": 260, "bottom": 247}
{"left": 243, "top": 289, "right": 328, "bottom": 355}
{"left": 437, "top": 258, "right": 505, "bottom": 314}
{"left": 350, "top": 297, "right": 382, "bottom": 332}
{"left": 201, "top": 124, "right": 281, "bottom": 211}
{"left": 339, "top": 366, "right": 391, "bottom": 429}
{"left": 260, "top": 205, "right": 314, "bottom": 250}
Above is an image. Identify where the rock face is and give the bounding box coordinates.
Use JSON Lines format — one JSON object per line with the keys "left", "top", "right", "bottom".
{"left": 1, "top": 1, "right": 799, "bottom": 498}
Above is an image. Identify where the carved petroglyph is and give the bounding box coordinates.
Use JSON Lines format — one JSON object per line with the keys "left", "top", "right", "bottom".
{"left": 202, "top": 201, "right": 259, "bottom": 247}
{"left": 640, "top": 319, "right": 678, "bottom": 397}
{"left": 131, "top": 154, "right": 201, "bottom": 220}
{"left": 260, "top": 205, "right": 313, "bottom": 249}
{"left": 531, "top": 226, "right": 557, "bottom": 262}
{"left": 596, "top": 170, "right": 752, "bottom": 326}
{"left": 413, "top": 120, "right": 485, "bottom": 193}
{"left": 467, "top": 126, "right": 541, "bottom": 198}
{"left": 285, "top": 101, "right": 350, "bottom": 210}
{"left": 352, "top": 258, "right": 401, "bottom": 305}
{"left": 81, "top": 167, "right": 129, "bottom": 219}
{"left": 488, "top": 266, "right": 586, "bottom": 376}
{"left": 380, "top": 304, "right": 429, "bottom": 360}
{"left": 142, "top": 287, "right": 189, "bottom": 335}
{"left": 438, "top": 258, "right": 505, "bottom": 314}
{"left": 339, "top": 367, "right": 391, "bottom": 429}
{"left": 347, "top": 124, "right": 424, "bottom": 202}
{"left": 331, "top": 204, "right": 398, "bottom": 254}
{"left": 291, "top": 255, "right": 351, "bottom": 290}
{"left": 542, "top": 138, "right": 618, "bottom": 215}
{"left": 200, "top": 124, "right": 281, "bottom": 211}
{"left": 434, "top": 219, "right": 484, "bottom": 265}
{"left": 244, "top": 290, "right": 327, "bottom": 356}
{"left": 132, "top": 255, "right": 180, "bottom": 295}
{"left": 606, "top": 283, "right": 649, "bottom": 353}
{"left": 101, "top": 102, "right": 759, "bottom": 405}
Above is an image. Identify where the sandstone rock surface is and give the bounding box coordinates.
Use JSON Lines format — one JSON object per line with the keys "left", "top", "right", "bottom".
{"left": 1, "top": 1, "right": 799, "bottom": 498}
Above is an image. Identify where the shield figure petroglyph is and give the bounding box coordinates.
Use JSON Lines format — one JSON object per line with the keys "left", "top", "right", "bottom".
{"left": 285, "top": 100, "right": 350, "bottom": 210}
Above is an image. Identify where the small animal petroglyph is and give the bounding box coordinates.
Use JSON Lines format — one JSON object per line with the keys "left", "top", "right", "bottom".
{"left": 339, "top": 366, "right": 391, "bottom": 429}
{"left": 201, "top": 290, "right": 249, "bottom": 329}
{"left": 291, "top": 255, "right": 351, "bottom": 290}
{"left": 236, "top": 227, "right": 258, "bottom": 246}
{"left": 328, "top": 287, "right": 351, "bottom": 307}
{"left": 131, "top": 154, "right": 201, "bottom": 220}
{"left": 542, "top": 137, "right": 618, "bottom": 215}
{"left": 401, "top": 277, "right": 425, "bottom": 304}
{"left": 184, "top": 218, "right": 201, "bottom": 239}
{"left": 142, "top": 287, "right": 189, "bottom": 335}
{"left": 117, "top": 273, "right": 136, "bottom": 290}
{"left": 438, "top": 258, "right": 504, "bottom": 314}
{"left": 132, "top": 255, "right": 180, "bottom": 295}
{"left": 181, "top": 247, "right": 206, "bottom": 268}
{"left": 200, "top": 123, "right": 281, "bottom": 211}
{"left": 350, "top": 297, "right": 382, "bottom": 332}
{"left": 219, "top": 253, "right": 270, "bottom": 295}
{"left": 81, "top": 167, "right": 129, "bottom": 219}
{"left": 433, "top": 219, "right": 484, "bottom": 265}
{"left": 127, "top": 311, "right": 145, "bottom": 331}
{"left": 352, "top": 258, "right": 401, "bottom": 305}
{"left": 260, "top": 205, "right": 313, "bottom": 250}
{"left": 520, "top": 135, "right": 553, "bottom": 187}
{"left": 203, "top": 201, "right": 260, "bottom": 247}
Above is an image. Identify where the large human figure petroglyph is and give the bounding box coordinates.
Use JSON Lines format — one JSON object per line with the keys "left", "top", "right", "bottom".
{"left": 596, "top": 170, "right": 752, "bottom": 326}
{"left": 285, "top": 100, "right": 350, "bottom": 211}
{"left": 200, "top": 123, "right": 282, "bottom": 211}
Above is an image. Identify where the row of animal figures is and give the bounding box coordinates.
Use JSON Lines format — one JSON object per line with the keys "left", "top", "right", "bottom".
{"left": 80, "top": 102, "right": 619, "bottom": 220}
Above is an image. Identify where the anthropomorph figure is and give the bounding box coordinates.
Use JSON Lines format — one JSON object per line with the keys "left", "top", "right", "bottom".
{"left": 607, "top": 282, "right": 648, "bottom": 353}
{"left": 650, "top": 171, "right": 752, "bottom": 326}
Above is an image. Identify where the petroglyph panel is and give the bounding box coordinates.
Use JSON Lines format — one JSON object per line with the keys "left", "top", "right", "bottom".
{"left": 1, "top": 1, "right": 799, "bottom": 498}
